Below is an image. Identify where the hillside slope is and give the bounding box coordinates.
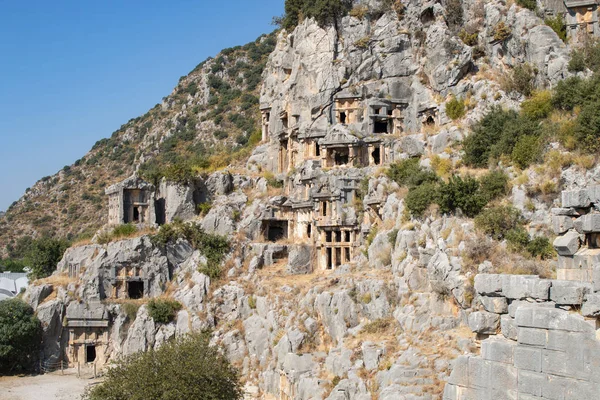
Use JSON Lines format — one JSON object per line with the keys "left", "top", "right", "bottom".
{"left": 0, "top": 33, "right": 276, "bottom": 255}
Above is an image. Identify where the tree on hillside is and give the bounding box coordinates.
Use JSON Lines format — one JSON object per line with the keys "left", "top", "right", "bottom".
{"left": 26, "top": 237, "right": 71, "bottom": 279}
{"left": 0, "top": 298, "right": 42, "bottom": 374}
{"left": 281, "top": 0, "right": 353, "bottom": 30}
{"left": 84, "top": 333, "right": 243, "bottom": 400}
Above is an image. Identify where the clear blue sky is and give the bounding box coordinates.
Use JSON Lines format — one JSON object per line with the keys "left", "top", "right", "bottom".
{"left": 0, "top": 0, "right": 284, "bottom": 211}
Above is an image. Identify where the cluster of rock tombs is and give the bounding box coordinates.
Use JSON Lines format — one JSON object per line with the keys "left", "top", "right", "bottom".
{"left": 13, "top": 0, "right": 600, "bottom": 398}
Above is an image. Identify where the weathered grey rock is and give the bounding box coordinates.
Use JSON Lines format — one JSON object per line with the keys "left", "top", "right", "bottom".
{"left": 552, "top": 215, "right": 574, "bottom": 235}
{"left": 158, "top": 180, "right": 197, "bottom": 222}
{"left": 243, "top": 315, "right": 270, "bottom": 365}
{"left": 480, "top": 296, "right": 508, "bottom": 314}
{"left": 205, "top": 171, "right": 233, "bottom": 196}
{"left": 36, "top": 300, "right": 66, "bottom": 363}
{"left": 582, "top": 293, "right": 600, "bottom": 317}
{"left": 287, "top": 245, "right": 312, "bottom": 275}
{"left": 325, "top": 347, "right": 353, "bottom": 377}
{"left": 501, "top": 275, "right": 551, "bottom": 300}
{"left": 482, "top": 338, "right": 515, "bottom": 364}
{"left": 362, "top": 341, "right": 384, "bottom": 371}
{"left": 549, "top": 280, "right": 592, "bottom": 305}
{"left": 474, "top": 274, "right": 503, "bottom": 296}
{"left": 562, "top": 189, "right": 590, "bottom": 208}
{"left": 501, "top": 315, "right": 518, "bottom": 341}
{"left": 25, "top": 284, "right": 53, "bottom": 309}
{"left": 553, "top": 230, "right": 581, "bottom": 256}
{"left": 367, "top": 232, "right": 393, "bottom": 269}
{"left": 123, "top": 305, "right": 156, "bottom": 355}
{"left": 579, "top": 213, "right": 600, "bottom": 233}
{"left": 468, "top": 311, "right": 499, "bottom": 334}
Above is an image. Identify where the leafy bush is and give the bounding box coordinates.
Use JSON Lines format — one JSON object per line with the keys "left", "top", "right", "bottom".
{"left": 151, "top": 221, "right": 230, "bottom": 275}
{"left": 568, "top": 50, "right": 586, "bottom": 73}
{"left": 516, "top": 0, "right": 536, "bottom": 10}
{"left": 493, "top": 22, "right": 511, "bottom": 42}
{"left": 27, "top": 237, "right": 71, "bottom": 279}
{"left": 545, "top": 15, "right": 566, "bottom": 42}
{"left": 567, "top": 41, "right": 600, "bottom": 73}
{"left": 147, "top": 299, "right": 182, "bottom": 324}
{"left": 197, "top": 202, "right": 212, "bottom": 216}
{"left": 445, "top": 0, "right": 464, "bottom": 32}
{"left": 405, "top": 182, "right": 438, "bottom": 217}
{"left": 462, "top": 107, "right": 541, "bottom": 168}
{"left": 520, "top": 90, "right": 553, "bottom": 120}
{"left": 479, "top": 170, "right": 510, "bottom": 202}
{"left": 445, "top": 97, "right": 466, "bottom": 120}
{"left": 511, "top": 135, "right": 542, "bottom": 169}
{"left": 458, "top": 29, "right": 478, "bottom": 46}
{"left": 264, "top": 171, "right": 284, "bottom": 188}
{"left": 526, "top": 236, "right": 555, "bottom": 259}
{"left": 503, "top": 64, "right": 537, "bottom": 97}
{"left": 386, "top": 158, "right": 438, "bottom": 188}
{"left": 474, "top": 205, "right": 523, "bottom": 240}
{"left": 0, "top": 299, "right": 42, "bottom": 374}
{"left": 84, "top": 333, "right": 243, "bottom": 400}
{"left": 437, "top": 175, "right": 487, "bottom": 218}
{"left": 281, "top": 0, "right": 353, "bottom": 30}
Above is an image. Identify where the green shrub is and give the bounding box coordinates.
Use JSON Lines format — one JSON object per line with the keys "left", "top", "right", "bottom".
{"left": 458, "top": 29, "right": 478, "bottom": 46}
{"left": 516, "top": 0, "right": 536, "bottom": 10}
{"left": 521, "top": 90, "right": 553, "bottom": 120}
{"left": 526, "top": 236, "right": 555, "bottom": 259}
{"left": 445, "top": 0, "right": 463, "bottom": 32}
{"left": 98, "top": 224, "right": 138, "bottom": 245}
{"left": 462, "top": 107, "right": 540, "bottom": 168}
{"left": 84, "top": 333, "right": 243, "bottom": 400}
{"left": 568, "top": 50, "right": 586, "bottom": 72}
{"left": 388, "top": 229, "right": 399, "bottom": 245}
{"left": 574, "top": 101, "right": 600, "bottom": 152}
{"left": 437, "top": 175, "right": 487, "bottom": 218}
{"left": 151, "top": 221, "right": 230, "bottom": 273}
{"left": 386, "top": 158, "right": 438, "bottom": 188}
{"left": 147, "top": 299, "right": 182, "bottom": 324}
{"left": 26, "top": 237, "right": 71, "bottom": 279}
{"left": 264, "top": 172, "right": 284, "bottom": 188}
{"left": 445, "top": 97, "right": 466, "bottom": 120}
{"left": 197, "top": 202, "right": 212, "bottom": 216}
{"left": 503, "top": 64, "right": 537, "bottom": 97}
{"left": 0, "top": 299, "right": 42, "bottom": 374}
{"left": 493, "top": 22, "right": 511, "bottom": 42}
{"left": 545, "top": 15, "right": 566, "bottom": 42}
{"left": 281, "top": 0, "right": 353, "bottom": 30}
{"left": 505, "top": 227, "right": 530, "bottom": 252}
{"left": 479, "top": 170, "right": 510, "bottom": 202}
{"left": 474, "top": 205, "right": 523, "bottom": 240}
{"left": 511, "top": 135, "right": 542, "bottom": 169}
{"left": 405, "top": 182, "right": 438, "bottom": 217}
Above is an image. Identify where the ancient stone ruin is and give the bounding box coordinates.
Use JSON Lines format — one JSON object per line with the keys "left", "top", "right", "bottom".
{"left": 443, "top": 186, "right": 600, "bottom": 399}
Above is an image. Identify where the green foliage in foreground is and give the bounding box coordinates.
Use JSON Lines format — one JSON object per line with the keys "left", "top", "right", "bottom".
{"left": 0, "top": 299, "right": 42, "bottom": 374}
{"left": 84, "top": 334, "right": 243, "bottom": 400}
{"left": 147, "top": 299, "right": 182, "bottom": 324}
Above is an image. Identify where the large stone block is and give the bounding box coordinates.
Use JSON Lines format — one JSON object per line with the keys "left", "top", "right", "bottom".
{"left": 517, "top": 327, "right": 547, "bottom": 347}
{"left": 580, "top": 213, "right": 600, "bottom": 233}
{"left": 501, "top": 315, "right": 517, "bottom": 341}
{"left": 594, "top": 265, "right": 600, "bottom": 292}
{"left": 481, "top": 338, "right": 515, "bottom": 364}
{"left": 551, "top": 207, "right": 579, "bottom": 216}
{"left": 552, "top": 215, "right": 574, "bottom": 235}
{"left": 562, "top": 189, "right": 590, "bottom": 208}
{"left": 588, "top": 185, "right": 600, "bottom": 203}
{"left": 515, "top": 306, "right": 595, "bottom": 333}
{"left": 474, "top": 274, "right": 503, "bottom": 296}
{"left": 286, "top": 245, "right": 312, "bottom": 275}
{"left": 514, "top": 346, "right": 542, "bottom": 372}
{"left": 490, "top": 362, "right": 518, "bottom": 392}
{"left": 468, "top": 311, "right": 500, "bottom": 335}
{"left": 549, "top": 280, "right": 592, "bottom": 305}
{"left": 480, "top": 296, "right": 508, "bottom": 314}
{"left": 517, "top": 370, "right": 546, "bottom": 397}
{"left": 468, "top": 357, "right": 491, "bottom": 389}
{"left": 553, "top": 230, "right": 581, "bottom": 256}
{"left": 446, "top": 355, "right": 469, "bottom": 386}
{"left": 501, "top": 276, "right": 551, "bottom": 300}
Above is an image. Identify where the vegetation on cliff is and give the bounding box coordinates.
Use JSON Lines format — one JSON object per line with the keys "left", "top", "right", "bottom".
{"left": 0, "top": 298, "right": 42, "bottom": 374}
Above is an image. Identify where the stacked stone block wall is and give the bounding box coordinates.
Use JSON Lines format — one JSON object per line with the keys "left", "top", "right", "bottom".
{"left": 444, "top": 274, "right": 600, "bottom": 399}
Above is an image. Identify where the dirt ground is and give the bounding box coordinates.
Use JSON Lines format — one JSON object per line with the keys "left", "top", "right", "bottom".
{"left": 0, "top": 370, "right": 102, "bottom": 400}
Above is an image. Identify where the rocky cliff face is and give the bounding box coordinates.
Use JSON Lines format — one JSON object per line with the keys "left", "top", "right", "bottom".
{"left": 17, "top": 0, "right": 600, "bottom": 399}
